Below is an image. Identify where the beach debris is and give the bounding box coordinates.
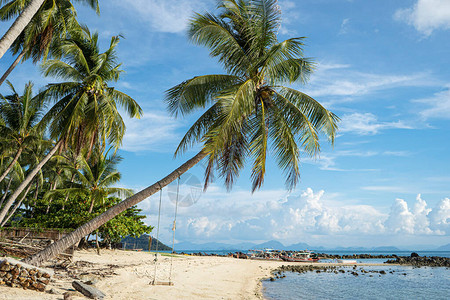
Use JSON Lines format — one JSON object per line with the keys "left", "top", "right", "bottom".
{"left": 0, "top": 257, "right": 53, "bottom": 291}
{"left": 72, "top": 280, "right": 106, "bottom": 299}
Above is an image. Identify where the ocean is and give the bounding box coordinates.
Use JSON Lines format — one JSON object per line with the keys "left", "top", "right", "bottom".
{"left": 262, "top": 251, "right": 450, "bottom": 300}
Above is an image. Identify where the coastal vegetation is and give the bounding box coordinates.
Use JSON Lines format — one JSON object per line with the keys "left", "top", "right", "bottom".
{"left": 0, "top": 0, "right": 338, "bottom": 266}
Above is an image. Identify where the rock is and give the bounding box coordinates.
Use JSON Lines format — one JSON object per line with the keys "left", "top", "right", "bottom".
{"left": 32, "top": 282, "right": 46, "bottom": 291}
{"left": 411, "top": 252, "right": 419, "bottom": 258}
{"left": 0, "top": 262, "right": 11, "bottom": 272}
{"left": 64, "top": 291, "right": 85, "bottom": 300}
{"left": 38, "top": 278, "right": 50, "bottom": 285}
{"left": 48, "top": 287, "right": 64, "bottom": 295}
{"left": 379, "top": 270, "right": 386, "bottom": 274}
{"left": 72, "top": 280, "right": 106, "bottom": 299}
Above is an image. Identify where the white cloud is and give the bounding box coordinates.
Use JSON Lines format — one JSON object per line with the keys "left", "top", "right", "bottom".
{"left": 414, "top": 87, "right": 450, "bottom": 119}
{"left": 122, "top": 111, "right": 183, "bottom": 152}
{"left": 304, "top": 63, "right": 433, "bottom": 101}
{"left": 310, "top": 149, "right": 407, "bottom": 172}
{"left": 339, "top": 112, "right": 412, "bottom": 135}
{"left": 339, "top": 18, "right": 350, "bottom": 35}
{"left": 385, "top": 198, "right": 415, "bottom": 234}
{"left": 138, "top": 183, "right": 449, "bottom": 246}
{"left": 114, "top": 0, "right": 211, "bottom": 33}
{"left": 384, "top": 195, "right": 447, "bottom": 235}
{"left": 395, "top": 0, "right": 450, "bottom": 35}
{"left": 362, "top": 186, "right": 409, "bottom": 193}
{"left": 428, "top": 197, "right": 450, "bottom": 233}
{"left": 187, "top": 216, "right": 218, "bottom": 237}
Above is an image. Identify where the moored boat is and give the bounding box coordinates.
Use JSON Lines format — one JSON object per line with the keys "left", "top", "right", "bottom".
{"left": 248, "top": 249, "right": 283, "bottom": 261}
{"left": 336, "top": 259, "right": 357, "bottom": 264}
{"left": 281, "top": 250, "right": 319, "bottom": 262}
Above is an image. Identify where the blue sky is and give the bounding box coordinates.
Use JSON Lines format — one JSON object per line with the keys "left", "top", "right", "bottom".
{"left": 1, "top": 0, "right": 449, "bottom": 249}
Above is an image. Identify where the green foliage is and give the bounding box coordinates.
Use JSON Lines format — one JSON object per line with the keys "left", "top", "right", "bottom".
{"left": 17, "top": 195, "right": 152, "bottom": 244}
{"left": 37, "top": 26, "right": 142, "bottom": 155}
{"left": 165, "top": 0, "right": 339, "bottom": 192}
{"left": 97, "top": 197, "right": 153, "bottom": 244}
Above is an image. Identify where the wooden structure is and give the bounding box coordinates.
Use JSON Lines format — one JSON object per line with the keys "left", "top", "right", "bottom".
{"left": 0, "top": 227, "right": 75, "bottom": 259}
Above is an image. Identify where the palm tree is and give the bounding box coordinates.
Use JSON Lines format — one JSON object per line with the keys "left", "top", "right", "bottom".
{"left": 168, "top": 0, "right": 339, "bottom": 192}
{"left": 24, "top": 0, "right": 338, "bottom": 266}
{"left": 0, "top": 0, "right": 45, "bottom": 59}
{"left": 0, "top": 81, "right": 43, "bottom": 184}
{"left": 0, "top": 0, "right": 85, "bottom": 86}
{"left": 0, "top": 27, "right": 142, "bottom": 224}
{"left": 45, "top": 149, "right": 133, "bottom": 214}
{"left": 0, "top": 0, "right": 99, "bottom": 59}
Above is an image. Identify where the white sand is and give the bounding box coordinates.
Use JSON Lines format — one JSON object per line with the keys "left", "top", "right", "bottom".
{"left": 0, "top": 249, "right": 287, "bottom": 299}
{"left": 1, "top": 250, "right": 391, "bottom": 299}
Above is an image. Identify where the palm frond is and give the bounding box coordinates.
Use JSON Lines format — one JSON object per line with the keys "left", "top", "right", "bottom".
{"left": 165, "top": 74, "right": 240, "bottom": 117}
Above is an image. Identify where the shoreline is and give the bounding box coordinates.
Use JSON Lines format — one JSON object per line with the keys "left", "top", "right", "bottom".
{"left": 0, "top": 249, "right": 447, "bottom": 299}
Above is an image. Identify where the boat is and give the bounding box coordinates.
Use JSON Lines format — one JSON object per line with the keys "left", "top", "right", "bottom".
{"left": 336, "top": 259, "right": 357, "bottom": 264}
{"left": 281, "top": 250, "right": 319, "bottom": 262}
{"left": 248, "top": 249, "right": 283, "bottom": 261}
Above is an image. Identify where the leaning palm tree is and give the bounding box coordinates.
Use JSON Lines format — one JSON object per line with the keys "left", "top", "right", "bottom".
{"left": 25, "top": 0, "right": 338, "bottom": 266}
{"left": 0, "top": 0, "right": 99, "bottom": 59}
{"left": 0, "top": 27, "right": 142, "bottom": 224}
{"left": 0, "top": 0, "right": 44, "bottom": 59}
{"left": 0, "top": 0, "right": 86, "bottom": 86}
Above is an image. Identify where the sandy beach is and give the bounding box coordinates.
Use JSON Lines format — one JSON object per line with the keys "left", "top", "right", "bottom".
{"left": 0, "top": 249, "right": 397, "bottom": 300}
{"left": 0, "top": 249, "right": 289, "bottom": 299}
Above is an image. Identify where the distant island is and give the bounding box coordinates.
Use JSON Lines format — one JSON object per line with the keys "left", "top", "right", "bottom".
{"left": 174, "top": 239, "right": 449, "bottom": 252}
{"left": 121, "top": 234, "right": 172, "bottom": 251}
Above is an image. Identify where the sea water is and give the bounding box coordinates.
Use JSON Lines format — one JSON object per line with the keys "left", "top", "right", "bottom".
{"left": 263, "top": 265, "right": 450, "bottom": 300}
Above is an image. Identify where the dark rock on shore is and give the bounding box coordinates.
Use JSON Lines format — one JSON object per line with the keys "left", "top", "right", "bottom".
{"left": 385, "top": 255, "right": 450, "bottom": 267}
{"left": 318, "top": 253, "right": 397, "bottom": 259}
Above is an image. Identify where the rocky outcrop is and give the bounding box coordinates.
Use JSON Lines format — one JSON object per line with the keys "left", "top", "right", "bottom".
{"left": 385, "top": 255, "right": 450, "bottom": 267}
{"left": 0, "top": 257, "right": 53, "bottom": 291}
{"left": 318, "top": 253, "right": 397, "bottom": 259}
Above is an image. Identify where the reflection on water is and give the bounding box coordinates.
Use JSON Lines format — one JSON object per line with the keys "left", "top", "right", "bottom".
{"left": 263, "top": 265, "right": 450, "bottom": 300}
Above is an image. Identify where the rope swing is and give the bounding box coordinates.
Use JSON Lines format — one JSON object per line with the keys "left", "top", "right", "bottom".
{"left": 150, "top": 174, "right": 180, "bottom": 286}
{"left": 168, "top": 173, "right": 181, "bottom": 284}
{"left": 150, "top": 182, "right": 163, "bottom": 285}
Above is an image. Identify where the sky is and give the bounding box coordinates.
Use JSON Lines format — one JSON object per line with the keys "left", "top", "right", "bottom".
{"left": 1, "top": 0, "right": 449, "bottom": 249}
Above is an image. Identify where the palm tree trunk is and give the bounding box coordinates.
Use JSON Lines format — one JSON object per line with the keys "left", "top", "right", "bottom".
{"left": 62, "top": 174, "right": 75, "bottom": 211}
{"left": 30, "top": 177, "right": 39, "bottom": 218}
{"left": 0, "top": 0, "right": 45, "bottom": 59}
{"left": 0, "top": 182, "right": 32, "bottom": 227}
{"left": 0, "top": 50, "right": 25, "bottom": 86}
{"left": 88, "top": 197, "right": 95, "bottom": 214}
{"left": 0, "top": 147, "right": 23, "bottom": 184}
{"left": 24, "top": 150, "right": 206, "bottom": 266}
{"left": 0, "top": 177, "right": 13, "bottom": 209}
{"left": 45, "top": 180, "right": 58, "bottom": 214}
{"left": 96, "top": 232, "right": 100, "bottom": 255}
{"left": 0, "top": 140, "right": 62, "bottom": 224}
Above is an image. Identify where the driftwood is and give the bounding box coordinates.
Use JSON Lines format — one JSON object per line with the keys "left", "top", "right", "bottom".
{"left": 72, "top": 280, "right": 106, "bottom": 299}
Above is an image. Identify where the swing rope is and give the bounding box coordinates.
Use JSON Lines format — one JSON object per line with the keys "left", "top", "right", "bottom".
{"left": 168, "top": 173, "right": 181, "bottom": 284}
{"left": 151, "top": 181, "right": 163, "bottom": 285}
